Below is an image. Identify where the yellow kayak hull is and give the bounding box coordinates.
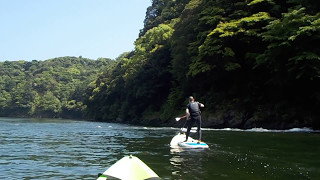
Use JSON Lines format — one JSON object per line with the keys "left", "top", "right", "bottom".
{"left": 97, "top": 155, "right": 160, "bottom": 180}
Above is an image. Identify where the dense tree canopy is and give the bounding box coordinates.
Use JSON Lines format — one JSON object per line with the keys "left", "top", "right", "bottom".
{"left": 1, "top": 0, "right": 320, "bottom": 129}
{"left": 86, "top": 0, "right": 320, "bottom": 129}
{"left": 0, "top": 57, "right": 113, "bottom": 118}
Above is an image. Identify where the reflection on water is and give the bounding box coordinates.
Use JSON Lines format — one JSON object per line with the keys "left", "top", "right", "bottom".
{"left": 0, "top": 117, "right": 320, "bottom": 180}
{"left": 169, "top": 147, "right": 211, "bottom": 179}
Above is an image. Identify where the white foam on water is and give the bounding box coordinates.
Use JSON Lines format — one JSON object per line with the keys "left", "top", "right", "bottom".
{"left": 202, "top": 127, "right": 320, "bottom": 133}
{"left": 111, "top": 124, "right": 319, "bottom": 133}
{"left": 138, "top": 127, "right": 177, "bottom": 130}
{"left": 285, "top": 127, "right": 317, "bottom": 133}
{"left": 181, "top": 127, "right": 197, "bottom": 133}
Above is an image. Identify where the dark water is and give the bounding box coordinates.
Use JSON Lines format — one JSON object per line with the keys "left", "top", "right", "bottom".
{"left": 0, "top": 117, "right": 319, "bottom": 180}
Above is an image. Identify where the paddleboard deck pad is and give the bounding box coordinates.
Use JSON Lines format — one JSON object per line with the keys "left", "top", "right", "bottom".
{"left": 170, "top": 133, "right": 209, "bottom": 149}
{"left": 178, "top": 141, "right": 209, "bottom": 148}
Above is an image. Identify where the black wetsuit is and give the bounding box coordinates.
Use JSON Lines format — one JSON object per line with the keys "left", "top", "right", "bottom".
{"left": 186, "top": 102, "right": 202, "bottom": 141}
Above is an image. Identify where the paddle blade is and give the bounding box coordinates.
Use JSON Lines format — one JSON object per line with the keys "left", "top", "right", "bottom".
{"left": 175, "top": 116, "right": 186, "bottom": 121}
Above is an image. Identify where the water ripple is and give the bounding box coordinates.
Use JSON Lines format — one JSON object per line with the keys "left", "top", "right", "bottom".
{"left": 1, "top": 117, "right": 319, "bottom": 180}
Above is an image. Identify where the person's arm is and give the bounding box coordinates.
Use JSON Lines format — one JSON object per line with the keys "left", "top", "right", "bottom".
{"left": 186, "top": 108, "right": 190, "bottom": 119}
{"left": 197, "top": 102, "right": 204, "bottom": 108}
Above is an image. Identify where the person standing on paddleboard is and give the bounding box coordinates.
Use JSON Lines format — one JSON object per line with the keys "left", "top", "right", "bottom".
{"left": 185, "top": 96, "right": 204, "bottom": 143}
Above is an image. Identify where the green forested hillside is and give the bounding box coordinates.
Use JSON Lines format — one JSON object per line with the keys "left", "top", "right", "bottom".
{"left": 1, "top": 0, "right": 320, "bottom": 129}
{"left": 86, "top": 0, "right": 320, "bottom": 129}
{"left": 0, "top": 57, "right": 113, "bottom": 118}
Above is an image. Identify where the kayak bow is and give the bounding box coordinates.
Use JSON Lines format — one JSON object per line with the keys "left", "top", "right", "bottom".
{"left": 97, "top": 155, "right": 160, "bottom": 180}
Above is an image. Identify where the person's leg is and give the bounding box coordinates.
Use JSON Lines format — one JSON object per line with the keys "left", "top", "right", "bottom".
{"left": 185, "top": 118, "right": 195, "bottom": 141}
{"left": 195, "top": 116, "right": 202, "bottom": 141}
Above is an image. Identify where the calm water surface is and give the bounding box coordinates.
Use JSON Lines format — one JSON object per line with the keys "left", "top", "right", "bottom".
{"left": 0, "top": 117, "right": 319, "bottom": 179}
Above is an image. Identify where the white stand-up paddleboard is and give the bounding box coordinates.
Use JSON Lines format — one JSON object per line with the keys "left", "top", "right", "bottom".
{"left": 97, "top": 155, "right": 160, "bottom": 180}
{"left": 170, "top": 133, "right": 209, "bottom": 149}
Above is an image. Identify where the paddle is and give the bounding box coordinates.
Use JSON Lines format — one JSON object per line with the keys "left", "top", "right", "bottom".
{"left": 174, "top": 116, "right": 198, "bottom": 135}
{"left": 175, "top": 116, "right": 186, "bottom": 121}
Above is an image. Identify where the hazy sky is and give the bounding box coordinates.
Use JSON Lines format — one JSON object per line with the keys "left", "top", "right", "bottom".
{"left": 0, "top": 0, "right": 151, "bottom": 61}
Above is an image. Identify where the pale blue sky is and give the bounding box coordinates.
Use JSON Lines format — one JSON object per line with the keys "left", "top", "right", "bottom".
{"left": 0, "top": 0, "right": 151, "bottom": 61}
